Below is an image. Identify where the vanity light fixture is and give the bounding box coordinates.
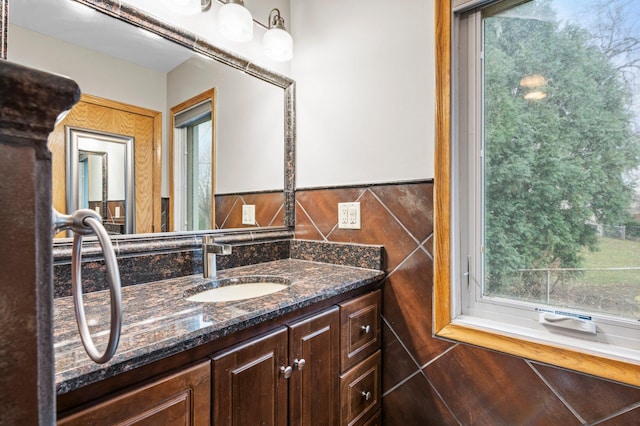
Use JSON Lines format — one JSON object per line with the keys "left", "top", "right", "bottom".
{"left": 217, "top": 0, "right": 254, "bottom": 43}
{"left": 263, "top": 8, "right": 293, "bottom": 62}
{"left": 201, "top": 0, "right": 212, "bottom": 12}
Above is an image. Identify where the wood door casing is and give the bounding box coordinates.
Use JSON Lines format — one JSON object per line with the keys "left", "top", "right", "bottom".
{"left": 50, "top": 93, "right": 162, "bottom": 234}
{"left": 288, "top": 307, "right": 340, "bottom": 426}
{"left": 212, "top": 327, "right": 288, "bottom": 426}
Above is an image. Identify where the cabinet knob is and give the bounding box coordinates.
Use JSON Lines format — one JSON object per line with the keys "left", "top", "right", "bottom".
{"left": 280, "top": 365, "right": 293, "bottom": 379}
{"left": 361, "top": 391, "right": 372, "bottom": 401}
{"left": 294, "top": 358, "right": 306, "bottom": 371}
{"left": 361, "top": 324, "right": 371, "bottom": 334}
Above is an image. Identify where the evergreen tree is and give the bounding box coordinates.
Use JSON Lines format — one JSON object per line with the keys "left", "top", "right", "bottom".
{"left": 483, "top": 0, "right": 640, "bottom": 295}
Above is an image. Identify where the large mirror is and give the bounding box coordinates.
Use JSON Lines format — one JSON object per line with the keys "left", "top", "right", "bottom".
{"left": 3, "top": 0, "right": 295, "bottom": 238}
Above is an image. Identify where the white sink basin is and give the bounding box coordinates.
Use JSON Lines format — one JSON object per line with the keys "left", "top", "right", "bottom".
{"left": 185, "top": 277, "right": 289, "bottom": 303}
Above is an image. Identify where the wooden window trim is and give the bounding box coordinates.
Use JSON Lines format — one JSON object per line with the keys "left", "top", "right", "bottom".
{"left": 433, "top": 0, "right": 640, "bottom": 387}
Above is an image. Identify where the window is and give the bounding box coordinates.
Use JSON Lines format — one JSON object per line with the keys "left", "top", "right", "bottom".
{"left": 435, "top": 0, "right": 640, "bottom": 386}
{"left": 171, "top": 89, "right": 216, "bottom": 232}
{"left": 184, "top": 117, "right": 213, "bottom": 230}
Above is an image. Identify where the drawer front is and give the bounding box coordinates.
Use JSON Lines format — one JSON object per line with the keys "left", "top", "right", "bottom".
{"left": 339, "top": 290, "right": 381, "bottom": 372}
{"left": 362, "top": 410, "right": 381, "bottom": 426}
{"left": 339, "top": 350, "right": 381, "bottom": 426}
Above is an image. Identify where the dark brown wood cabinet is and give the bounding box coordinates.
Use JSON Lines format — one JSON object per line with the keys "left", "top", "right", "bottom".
{"left": 339, "top": 351, "right": 381, "bottom": 426}
{"left": 288, "top": 307, "right": 340, "bottom": 425}
{"left": 55, "top": 289, "right": 382, "bottom": 426}
{"left": 339, "top": 290, "right": 381, "bottom": 372}
{"left": 212, "top": 307, "right": 341, "bottom": 426}
{"left": 57, "top": 360, "right": 211, "bottom": 426}
{"left": 211, "top": 291, "right": 381, "bottom": 426}
{"left": 339, "top": 290, "right": 382, "bottom": 426}
{"left": 212, "top": 327, "right": 289, "bottom": 426}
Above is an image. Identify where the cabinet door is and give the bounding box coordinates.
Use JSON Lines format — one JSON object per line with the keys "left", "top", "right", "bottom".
{"left": 212, "top": 327, "right": 288, "bottom": 426}
{"left": 57, "top": 360, "right": 211, "bottom": 426}
{"left": 288, "top": 307, "right": 340, "bottom": 426}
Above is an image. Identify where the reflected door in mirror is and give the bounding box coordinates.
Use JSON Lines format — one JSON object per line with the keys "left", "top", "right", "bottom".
{"left": 50, "top": 94, "right": 162, "bottom": 237}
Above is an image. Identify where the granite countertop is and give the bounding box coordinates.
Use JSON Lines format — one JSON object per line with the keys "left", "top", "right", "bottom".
{"left": 54, "top": 259, "right": 384, "bottom": 395}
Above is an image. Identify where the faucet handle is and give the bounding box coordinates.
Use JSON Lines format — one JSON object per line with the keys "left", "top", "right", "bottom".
{"left": 202, "top": 236, "right": 232, "bottom": 255}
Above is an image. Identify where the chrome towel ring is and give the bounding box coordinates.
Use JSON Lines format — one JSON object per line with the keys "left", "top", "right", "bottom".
{"left": 53, "top": 208, "right": 122, "bottom": 364}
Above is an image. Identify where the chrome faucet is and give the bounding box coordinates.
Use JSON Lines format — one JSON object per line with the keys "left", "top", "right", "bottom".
{"left": 202, "top": 235, "right": 232, "bottom": 279}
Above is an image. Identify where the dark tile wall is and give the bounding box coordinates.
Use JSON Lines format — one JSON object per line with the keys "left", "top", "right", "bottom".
{"left": 215, "top": 191, "right": 284, "bottom": 229}
{"left": 295, "top": 181, "right": 640, "bottom": 425}
{"left": 160, "top": 191, "right": 284, "bottom": 232}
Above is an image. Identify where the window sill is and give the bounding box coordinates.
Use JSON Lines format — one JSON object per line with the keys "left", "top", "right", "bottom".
{"left": 435, "top": 318, "right": 640, "bottom": 387}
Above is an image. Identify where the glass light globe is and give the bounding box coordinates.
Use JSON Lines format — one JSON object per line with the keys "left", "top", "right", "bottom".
{"left": 263, "top": 27, "right": 293, "bottom": 62}
{"left": 218, "top": 3, "right": 253, "bottom": 43}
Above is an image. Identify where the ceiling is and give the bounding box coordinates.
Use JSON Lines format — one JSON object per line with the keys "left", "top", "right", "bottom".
{"left": 9, "top": 0, "right": 195, "bottom": 72}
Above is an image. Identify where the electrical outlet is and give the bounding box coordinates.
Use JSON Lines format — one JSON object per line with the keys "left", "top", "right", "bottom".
{"left": 242, "top": 204, "right": 256, "bottom": 225}
{"left": 338, "top": 202, "right": 361, "bottom": 229}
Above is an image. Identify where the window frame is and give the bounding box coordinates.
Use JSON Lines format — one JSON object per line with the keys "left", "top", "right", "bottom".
{"left": 169, "top": 88, "right": 216, "bottom": 232}
{"left": 434, "top": 0, "right": 640, "bottom": 387}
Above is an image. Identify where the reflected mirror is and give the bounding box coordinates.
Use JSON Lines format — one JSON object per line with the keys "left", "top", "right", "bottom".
{"left": 67, "top": 127, "right": 135, "bottom": 235}
{"left": 4, "top": 0, "right": 295, "bottom": 237}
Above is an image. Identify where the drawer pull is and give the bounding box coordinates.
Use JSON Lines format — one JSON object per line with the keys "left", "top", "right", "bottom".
{"left": 361, "top": 325, "right": 371, "bottom": 334}
{"left": 294, "top": 358, "right": 306, "bottom": 371}
{"left": 280, "top": 365, "right": 293, "bottom": 379}
{"left": 361, "top": 391, "right": 372, "bottom": 401}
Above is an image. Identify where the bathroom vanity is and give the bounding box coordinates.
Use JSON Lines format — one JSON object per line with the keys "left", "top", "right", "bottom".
{"left": 0, "top": 2, "right": 384, "bottom": 423}
{"left": 54, "top": 256, "right": 383, "bottom": 425}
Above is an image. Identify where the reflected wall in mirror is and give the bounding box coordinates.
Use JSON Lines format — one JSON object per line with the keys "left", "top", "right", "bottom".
{"left": 67, "top": 127, "right": 135, "bottom": 235}
{"left": 5, "top": 0, "right": 295, "bottom": 239}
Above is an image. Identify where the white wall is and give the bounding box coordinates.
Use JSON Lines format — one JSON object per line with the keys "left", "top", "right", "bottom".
{"left": 7, "top": 25, "right": 167, "bottom": 116}
{"left": 167, "top": 55, "right": 284, "bottom": 194}
{"left": 291, "top": 0, "right": 435, "bottom": 188}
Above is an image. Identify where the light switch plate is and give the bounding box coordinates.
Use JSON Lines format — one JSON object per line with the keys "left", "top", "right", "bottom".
{"left": 242, "top": 204, "right": 256, "bottom": 225}
{"left": 338, "top": 202, "right": 361, "bottom": 229}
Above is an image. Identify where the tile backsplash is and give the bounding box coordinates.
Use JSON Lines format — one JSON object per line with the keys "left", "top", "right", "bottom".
{"left": 215, "top": 191, "right": 284, "bottom": 229}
